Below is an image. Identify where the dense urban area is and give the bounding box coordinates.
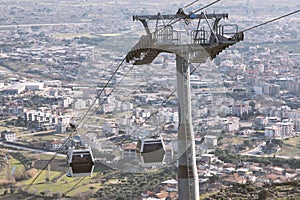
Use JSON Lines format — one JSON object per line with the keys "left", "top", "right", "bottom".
{"left": 0, "top": 0, "right": 300, "bottom": 199}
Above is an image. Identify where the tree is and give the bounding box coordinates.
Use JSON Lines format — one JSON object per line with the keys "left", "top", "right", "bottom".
{"left": 16, "top": 116, "right": 26, "bottom": 127}
{"left": 89, "top": 186, "right": 95, "bottom": 191}
{"left": 116, "top": 197, "right": 126, "bottom": 200}
{"left": 14, "top": 169, "right": 28, "bottom": 181}
{"left": 209, "top": 174, "right": 219, "bottom": 184}
{"left": 258, "top": 189, "right": 271, "bottom": 200}
{"left": 271, "top": 139, "right": 283, "bottom": 147}
{"left": 243, "top": 140, "right": 251, "bottom": 147}
{"left": 10, "top": 186, "right": 16, "bottom": 194}
{"left": 105, "top": 153, "right": 115, "bottom": 161}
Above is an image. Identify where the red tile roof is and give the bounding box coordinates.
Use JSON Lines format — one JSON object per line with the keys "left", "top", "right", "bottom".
{"left": 122, "top": 143, "right": 136, "bottom": 150}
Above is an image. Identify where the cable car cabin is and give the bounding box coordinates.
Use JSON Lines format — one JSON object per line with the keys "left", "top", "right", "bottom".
{"left": 66, "top": 146, "right": 95, "bottom": 177}
{"left": 136, "top": 136, "right": 166, "bottom": 165}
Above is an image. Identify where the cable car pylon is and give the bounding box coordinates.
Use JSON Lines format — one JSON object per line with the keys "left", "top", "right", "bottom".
{"left": 125, "top": 1, "right": 299, "bottom": 200}
{"left": 125, "top": 1, "right": 243, "bottom": 199}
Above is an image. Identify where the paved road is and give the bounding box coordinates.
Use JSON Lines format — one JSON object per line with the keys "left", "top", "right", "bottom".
{"left": 17, "top": 130, "right": 55, "bottom": 138}
{"left": 0, "top": 141, "right": 66, "bottom": 157}
{"left": 0, "top": 22, "right": 88, "bottom": 29}
{"left": 240, "top": 144, "right": 300, "bottom": 159}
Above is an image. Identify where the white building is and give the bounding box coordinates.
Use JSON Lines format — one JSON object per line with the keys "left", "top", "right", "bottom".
{"left": 3, "top": 84, "right": 26, "bottom": 95}
{"left": 265, "top": 121, "right": 295, "bottom": 139}
{"left": 44, "top": 80, "right": 62, "bottom": 87}
{"left": 59, "top": 97, "right": 73, "bottom": 108}
{"left": 122, "top": 143, "right": 137, "bottom": 159}
{"left": 99, "top": 96, "right": 115, "bottom": 113}
{"left": 200, "top": 153, "right": 217, "bottom": 163}
{"left": 116, "top": 117, "right": 133, "bottom": 127}
{"left": 277, "top": 121, "right": 294, "bottom": 138}
{"left": 255, "top": 116, "right": 268, "bottom": 127}
{"left": 134, "top": 108, "right": 151, "bottom": 119}
{"left": 223, "top": 116, "right": 240, "bottom": 133}
{"left": 58, "top": 116, "right": 71, "bottom": 126}
{"left": 204, "top": 135, "right": 218, "bottom": 148}
{"left": 25, "top": 82, "right": 44, "bottom": 91}
{"left": 265, "top": 126, "right": 281, "bottom": 139}
{"left": 253, "top": 84, "right": 264, "bottom": 95}
{"left": 294, "top": 118, "right": 300, "bottom": 131}
{"left": 47, "top": 139, "right": 64, "bottom": 150}
{"left": 263, "top": 83, "right": 280, "bottom": 96}
{"left": 55, "top": 123, "right": 68, "bottom": 134}
{"left": 1, "top": 130, "right": 16, "bottom": 142}
{"left": 72, "top": 98, "right": 95, "bottom": 110}
{"left": 102, "top": 121, "right": 119, "bottom": 136}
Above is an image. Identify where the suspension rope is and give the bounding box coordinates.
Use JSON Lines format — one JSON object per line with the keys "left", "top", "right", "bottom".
{"left": 103, "top": 59, "right": 204, "bottom": 164}
{"left": 76, "top": 58, "right": 126, "bottom": 130}
{"left": 103, "top": 64, "right": 135, "bottom": 99}
{"left": 128, "top": 59, "right": 203, "bottom": 143}
{"left": 85, "top": 3, "right": 299, "bottom": 196}
{"left": 25, "top": 1, "right": 300, "bottom": 194}
{"left": 192, "top": 0, "right": 221, "bottom": 14}
{"left": 24, "top": 57, "right": 130, "bottom": 192}
{"left": 78, "top": 64, "right": 135, "bottom": 131}
{"left": 62, "top": 176, "right": 86, "bottom": 196}
{"left": 78, "top": 60, "right": 134, "bottom": 130}
{"left": 24, "top": 133, "right": 72, "bottom": 192}
{"left": 52, "top": 63, "right": 135, "bottom": 198}
{"left": 184, "top": 0, "right": 200, "bottom": 9}
{"left": 130, "top": 89, "right": 177, "bottom": 137}
{"left": 157, "top": 0, "right": 221, "bottom": 33}
{"left": 242, "top": 9, "right": 300, "bottom": 33}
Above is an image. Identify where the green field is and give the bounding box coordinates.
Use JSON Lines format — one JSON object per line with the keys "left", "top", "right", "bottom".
{"left": 21, "top": 133, "right": 65, "bottom": 142}
{"left": 0, "top": 150, "right": 99, "bottom": 198}
{"left": 0, "top": 148, "right": 177, "bottom": 199}
{"left": 276, "top": 135, "right": 300, "bottom": 158}
{"left": 0, "top": 145, "right": 118, "bottom": 198}
{"left": 22, "top": 171, "right": 94, "bottom": 197}
{"left": 0, "top": 156, "right": 25, "bottom": 181}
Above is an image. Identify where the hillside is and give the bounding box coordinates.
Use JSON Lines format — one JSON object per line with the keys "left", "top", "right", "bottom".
{"left": 204, "top": 181, "right": 300, "bottom": 200}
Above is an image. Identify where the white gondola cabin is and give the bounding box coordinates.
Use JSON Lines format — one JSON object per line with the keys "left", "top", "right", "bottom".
{"left": 136, "top": 135, "right": 166, "bottom": 164}
{"left": 66, "top": 136, "right": 95, "bottom": 177}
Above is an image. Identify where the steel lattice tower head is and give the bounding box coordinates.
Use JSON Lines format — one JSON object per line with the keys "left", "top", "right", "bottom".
{"left": 126, "top": 5, "right": 243, "bottom": 200}
{"left": 126, "top": 8, "right": 243, "bottom": 65}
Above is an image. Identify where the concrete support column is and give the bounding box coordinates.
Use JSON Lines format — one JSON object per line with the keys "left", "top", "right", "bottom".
{"left": 176, "top": 55, "right": 199, "bottom": 200}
